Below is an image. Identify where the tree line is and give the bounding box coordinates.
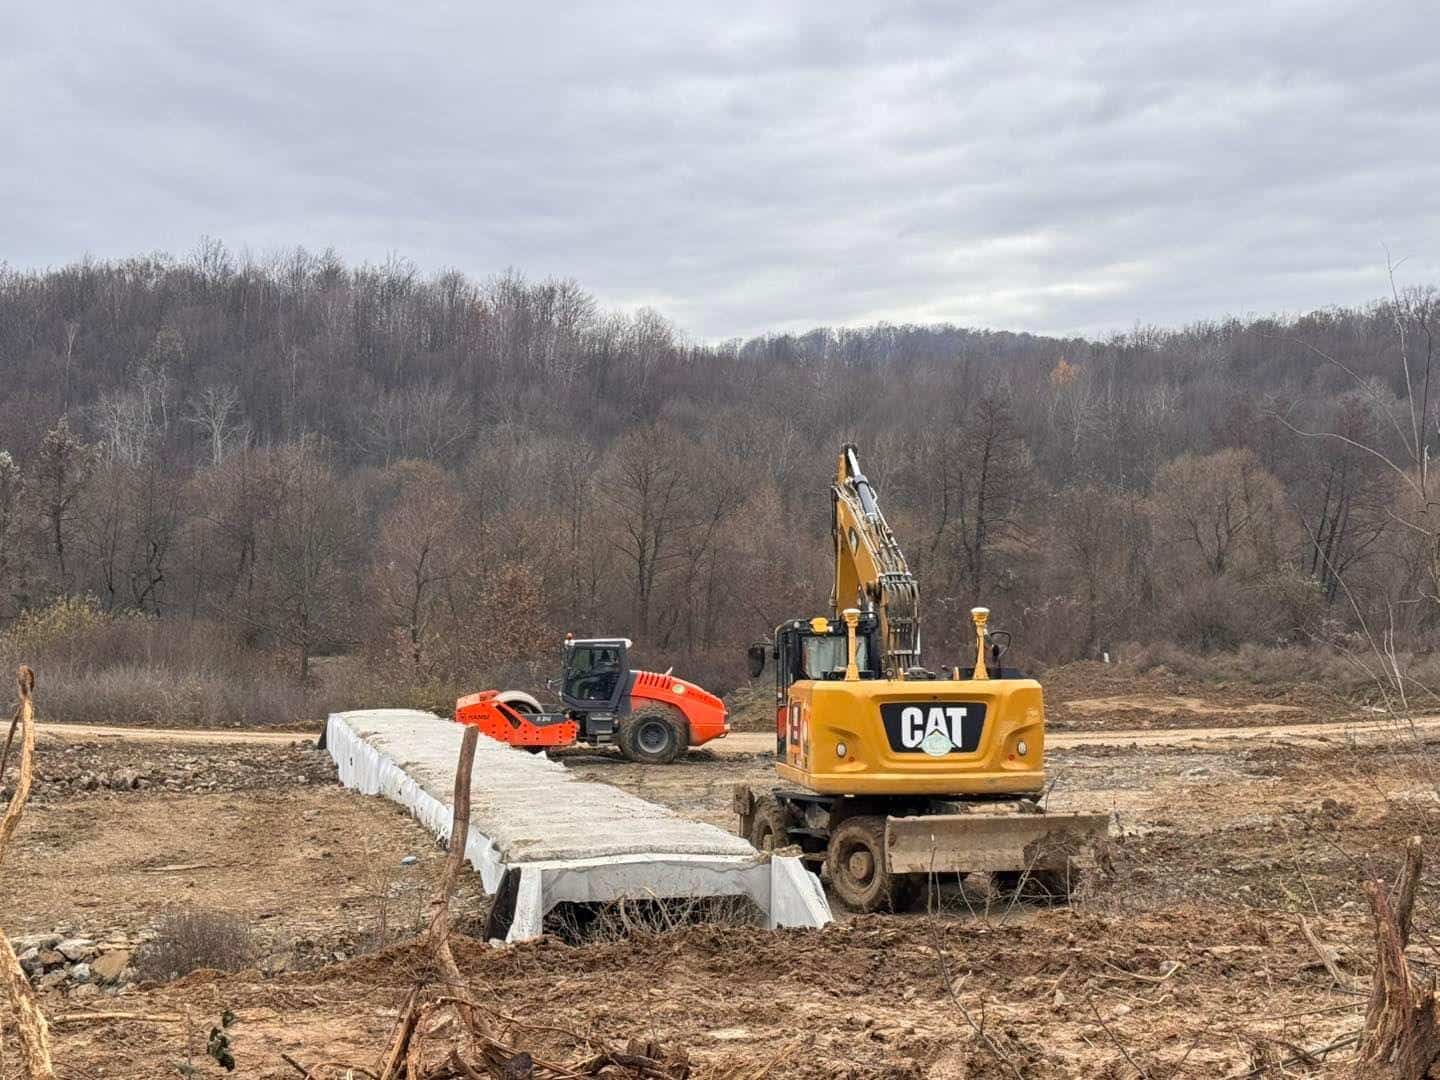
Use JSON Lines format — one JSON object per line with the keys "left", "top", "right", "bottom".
{"left": 0, "top": 241, "right": 1435, "bottom": 692}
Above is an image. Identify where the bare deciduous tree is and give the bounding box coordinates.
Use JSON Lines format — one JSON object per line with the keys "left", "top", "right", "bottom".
{"left": 605, "top": 425, "right": 696, "bottom": 638}
{"left": 370, "top": 462, "right": 460, "bottom": 672}
{"left": 248, "top": 442, "right": 361, "bottom": 679}
{"left": 186, "top": 384, "right": 250, "bottom": 466}
{"left": 1150, "top": 448, "right": 1288, "bottom": 578}
{"left": 34, "top": 418, "right": 96, "bottom": 591}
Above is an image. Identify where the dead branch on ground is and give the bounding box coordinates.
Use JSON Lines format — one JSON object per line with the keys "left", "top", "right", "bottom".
{"left": 283, "top": 1050, "right": 380, "bottom": 1078}
{"left": 377, "top": 987, "right": 424, "bottom": 1080}
{"left": 1225, "top": 1031, "right": 1361, "bottom": 1079}
{"left": 1300, "top": 915, "right": 1356, "bottom": 993}
{"left": 929, "top": 935, "right": 1025, "bottom": 1080}
{"left": 1084, "top": 993, "right": 1150, "bottom": 1079}
{"left": 49, "top": 1011, "right": 185, "bottom": 1025}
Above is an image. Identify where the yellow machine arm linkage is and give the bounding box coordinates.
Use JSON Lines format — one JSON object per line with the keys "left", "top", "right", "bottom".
{"left": 831, "top": 444, "right": 920, "bottom": 674}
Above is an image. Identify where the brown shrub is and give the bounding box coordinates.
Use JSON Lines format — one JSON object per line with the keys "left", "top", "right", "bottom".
{"left": 135, "top": 909, "right": 256, "bottom": 981}
{"left": 0, "top": 597, "right": 314, "bottom": 727}
{"left": 1165, "top": 577, "right": 1258, "bottom": 653}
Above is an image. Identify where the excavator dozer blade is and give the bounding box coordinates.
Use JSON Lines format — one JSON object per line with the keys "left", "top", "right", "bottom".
{"left": 884, "top": 810, "right": 1111, "bottom": 876}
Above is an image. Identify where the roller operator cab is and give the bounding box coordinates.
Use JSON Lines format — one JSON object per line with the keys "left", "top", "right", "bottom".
{"left": 757, "top": 611, "right": 1047, "bottom": 798}
{"left": 456, "top": 636, "right": 729, "bottom": 764}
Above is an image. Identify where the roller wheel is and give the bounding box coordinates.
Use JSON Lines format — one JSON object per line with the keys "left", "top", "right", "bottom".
{"left": 749, "top": 797, "right": 794, "bottom": 852}
{"left": 619, "top": 713, "right": 683, "bottom": 765}
{"left": 501, "top": 700, "right": 543, "bottom": 752}
{"left": 825, "top": 816, "right": 923, "bottom": 913}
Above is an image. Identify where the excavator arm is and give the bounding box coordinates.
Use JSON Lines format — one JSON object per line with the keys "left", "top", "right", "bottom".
{"left": 831, "top": 444, "right": 921, "bottom": 674}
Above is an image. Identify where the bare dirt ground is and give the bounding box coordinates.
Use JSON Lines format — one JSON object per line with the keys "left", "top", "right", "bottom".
{"left": 6, "top": 690, "right": 1440, "bottom": 1078}
{"left": 727, "top": 660, "right": 1370, "bottom": 735}
{"left": 4, "top": 739, "right": 490, "bottom": 966}
{"left": 32, "top": 722, "right": 311, "bottom": 745}
{"left": 1041, "top": 660, "right": 1365, "bottom": 732}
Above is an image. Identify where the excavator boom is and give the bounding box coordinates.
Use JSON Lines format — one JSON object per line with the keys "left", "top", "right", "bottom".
{"left": 831, "top": 444, "right": 920, "bottom": 673}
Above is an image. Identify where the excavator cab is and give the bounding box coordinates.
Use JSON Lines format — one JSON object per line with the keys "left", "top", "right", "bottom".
{"left": 771, "top": 614, "right": 883, "bottom": 687}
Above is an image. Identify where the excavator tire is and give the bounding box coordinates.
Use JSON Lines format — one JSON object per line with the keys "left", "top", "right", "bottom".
{"left": 825, "top": 815, "right": 923, "bottom": 913}
{"left": 748, "top": 796, "right": 794, "bottom": 852}
{"left": 619, "top": 712, "right": 683, "bottom": 765}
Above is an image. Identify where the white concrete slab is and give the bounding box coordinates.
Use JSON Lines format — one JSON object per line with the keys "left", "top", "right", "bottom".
{"left": 326, "top": 709, "right": 831, "bottom": 940}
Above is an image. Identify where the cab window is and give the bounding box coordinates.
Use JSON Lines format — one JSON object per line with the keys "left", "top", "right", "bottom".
{"left": 565, "top": 644, "right": 622, "bottom": 702}
{"left": 801, "top": 634, "right": 869, "bottom": 679}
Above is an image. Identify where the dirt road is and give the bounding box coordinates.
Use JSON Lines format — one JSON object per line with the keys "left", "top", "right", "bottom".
{"left": 36, "top": 711, "right": 1440, "bottom": 751}
{"left": 714, "top": 714, "right": 1439, "bottom": 755}
{"left": 1052, "top": 711, "right": 1440, "bottom": 747}
{"left": 34, "top": 721, "right": 315, "bottom": 745}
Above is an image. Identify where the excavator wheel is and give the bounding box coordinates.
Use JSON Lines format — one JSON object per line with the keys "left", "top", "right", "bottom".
{"left": 825, "top": 816, "right": 923, "bottom": 913}
{"left": 748, "top": 797, "right": 795, "bottom": 852}
{"left": 619, "top": 713, "right": 684, "bottom": 765}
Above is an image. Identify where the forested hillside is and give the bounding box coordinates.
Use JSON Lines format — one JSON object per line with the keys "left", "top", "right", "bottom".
{"left": 0, "top": 243, "right": 1435, "bottom": 720}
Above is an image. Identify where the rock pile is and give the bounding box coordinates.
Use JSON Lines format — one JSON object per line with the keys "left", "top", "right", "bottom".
{"left": 8, "top": 739, "right": 336, "bottom": 804}
{"left": 10, "top": 929, "right": 150, "bottom": 998}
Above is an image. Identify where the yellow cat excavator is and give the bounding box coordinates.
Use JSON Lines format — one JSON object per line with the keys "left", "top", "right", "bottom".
{"left": 735, "top": 444, "right": 1110, "bottom": 912}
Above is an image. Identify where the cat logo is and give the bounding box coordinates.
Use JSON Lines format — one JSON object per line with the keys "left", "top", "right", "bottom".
{"left": 880, "top": 701, "right": 986, "bottom": 755}
{"left": 900, "top": 706, "right": 967, "bottom": 750}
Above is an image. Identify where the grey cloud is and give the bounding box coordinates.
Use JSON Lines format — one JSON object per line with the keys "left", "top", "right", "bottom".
{"left": 3, "top": 0, "right": 1438, "bottom": 340}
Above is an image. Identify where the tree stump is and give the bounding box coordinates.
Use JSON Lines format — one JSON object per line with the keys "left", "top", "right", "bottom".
{"left": 1354, "top": 836, "right": 1440, "bottom": 1078}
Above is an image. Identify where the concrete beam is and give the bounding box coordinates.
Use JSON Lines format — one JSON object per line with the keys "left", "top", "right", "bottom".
{"left": 326, "top": 709, "right": 831, "bottom": 940}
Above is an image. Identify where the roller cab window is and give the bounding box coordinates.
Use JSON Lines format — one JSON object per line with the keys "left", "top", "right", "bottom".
{"left": 564, "top": 643, "right": 624, "bottom": 703}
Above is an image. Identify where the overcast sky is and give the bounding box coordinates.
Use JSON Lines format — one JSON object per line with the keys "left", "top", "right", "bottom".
{"left": 3, "top": 1, "right": 1438, "bottom": 341}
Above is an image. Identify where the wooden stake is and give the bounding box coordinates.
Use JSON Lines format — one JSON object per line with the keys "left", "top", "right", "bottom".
{"left": 428, "top": 725, "right": 495, "bottom": 1051}
{"left": 0, "top": 667, "right": 38, "bottom": 865}
{"left": 377, "top": 727, "right": 485, "bottom": 1078}
{"left": 427, "top": 725, "right": 479, "bottom": 965}
{"left": 0, "top": 665, "right": 56, "bottom": 1079}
